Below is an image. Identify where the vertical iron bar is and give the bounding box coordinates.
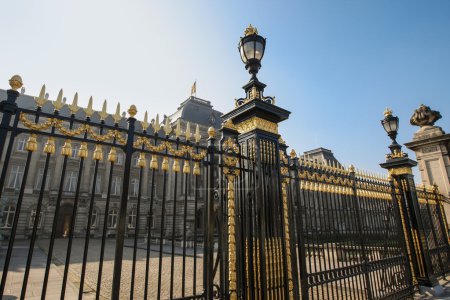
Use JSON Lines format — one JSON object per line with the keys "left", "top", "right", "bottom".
{"left": 169, "top": 141, "right": 179, "bottom": 299}
{"left": 157, "top": 149, "right": 168, "bottom": 300}
{"left": 204, "top": 133, "right": 216, "bottom": 299}
{"left": 0, "top": 112, "right": 28, "bottom": 296}
{"left": 96, "top": 153, "right": 116, "bottom": 299}
{"left": 181, "top": 152, "right": 190, "bottom": 298}
{"left": 130, "top": 159, "right": 144, "bottom": 299}
{"left": 0, "top": 89, "right": 19, "bottom": 163}
{"left": 111, "top": 114, "right": 136, "bottom": 300}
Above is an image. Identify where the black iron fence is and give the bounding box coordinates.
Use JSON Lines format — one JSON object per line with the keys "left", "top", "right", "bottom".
{"left": 1, "top": 80, "right": 450, "bottom": 300}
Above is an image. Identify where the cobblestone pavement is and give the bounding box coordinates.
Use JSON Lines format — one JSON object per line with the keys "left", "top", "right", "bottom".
{"left": 0, "top": 241, "right": 79, "bottom": 300}
{"left": 36, "top": 238, "right": 207, "bottom": 299}
{"left": 415, "top": 279, "right": 450, "bottom": 299}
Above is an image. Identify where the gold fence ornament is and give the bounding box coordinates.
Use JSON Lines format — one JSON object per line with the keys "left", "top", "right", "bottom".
{"left": 193, "top": 161, "right": 200, "bottom": 175}
{"left": 53, "top": 89, "right": 64, "bottom": 111}
{"left": 26, "top": 134, "right": 38, "bottom": 152}
{"left": 151, "top": 114, "right": 161, "bottom": 133}
{"left": 172, "top": 159, "right": 180, "bottom": 172}
{"left": 85, "top": 97, "right": 94, "bottom": 118}
{"left": 138, "top": 152, "right": 146, "bottom": 168}
{"left": 142, "top": 111, "right": 149, "bottom": 131}
{"left": 128, "top": 105, "right": 137, "bottom": 118}
{"left": 69, "top": 93, "right": 79, "bottom": 115}
{"left": 9, "top": 75, "right": 23, "bottom": 91}
{"left": 161, "top": 156, "right": 169, "bottom": 171}
{"left": 194, "top": 124, "right": 201, "bottom": 143}
{"left": 175, "top": 119, "right": 181, "bottom": 138}
{"left": 35, "top": 84, "right": 47, "bottom": 107}
{"left": 61, "top": 139, "right": 73, "bottom": 156}
{"left": 150, "top": 155, "right": 159, "bottom": 170}
{"left": 99, "top": 100, "right": 108, "bottom": 120}
{"left": 163, "top": 117, "right": 172, "bottom": 136}
{"left": 113, "top": 103, "right": 121, "bottom": 124}
{"left": 185, "top": 122, "right": 192, "bottom": 141}
{"left": 108, "top": 147, "right": 117, "bottom": 163}
{"left": 43, "top": 137, "right": 56, "bottom": 154}
{"left": 183, "top": 160, "right": 190, "bottom": 174}
{"left": 207, "top": 127, "right": 215, "bottom": 139}
{"left": 78, "top": 142, "right": 88, "bottom": 158}
{"left": 93, "top": 145, "right": 103, "bottom": 161}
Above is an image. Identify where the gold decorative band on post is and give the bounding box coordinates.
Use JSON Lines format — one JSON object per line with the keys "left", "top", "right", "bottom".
{"left": 281, "top": 177, "right": 294, "bottom": 298}
{"left": 388, "top": 167, "right": 413, "bottom": 176}
{"left": 222, "top": 137, "right": 240, "bottom": 300}
{"left": 235, "top": 116, "right": 278, "bottom": 134}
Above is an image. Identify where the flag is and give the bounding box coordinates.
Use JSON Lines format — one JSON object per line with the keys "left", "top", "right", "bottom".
{"left": 191, "top": 81, "right": 196, "bottom": 96}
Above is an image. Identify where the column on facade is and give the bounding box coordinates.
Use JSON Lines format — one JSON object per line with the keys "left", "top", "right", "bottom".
{"left": 80, "top": 146, "right": 94, "bottom": 194}
{"left": 24, "top": 139, "right": 43, "bottom": 192}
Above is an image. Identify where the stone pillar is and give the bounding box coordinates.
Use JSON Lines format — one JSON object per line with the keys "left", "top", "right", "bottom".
{"left": 405, "top": 105, "right": 450, "bottom": 224}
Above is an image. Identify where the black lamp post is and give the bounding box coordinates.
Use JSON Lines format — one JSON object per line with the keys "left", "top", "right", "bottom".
{"left": 381, "top": 108, "right": 402, "bottom": 156}
{"left": 238, "top": 24, "right": 266, "bottom": 80}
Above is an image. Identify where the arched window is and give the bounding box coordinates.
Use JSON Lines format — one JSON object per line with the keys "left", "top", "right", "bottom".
{"left": 108, "top": 208, "right": 118, "bottom": 228}
{"left": 1, "top": 205, "right": 16, "bottom": 228}
{"left": 16, "top": 137, "right": 27, "bottom": 152}
{"left": 128, "top": 209, "right": 136, "bottom": 229}
{"left": 90, "top": 209, "right": 98, "bottom": 229}
{"left": 29, "top": 209, "right": 43, "bottom": 228}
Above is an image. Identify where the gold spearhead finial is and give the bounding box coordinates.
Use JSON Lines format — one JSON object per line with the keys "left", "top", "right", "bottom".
{"left": 175, "top": 119, "right": 181, "bottom": 138}
{"left": 142, "top": 111, "right": 149, "bottom": 131}
{"left": 69, "top": 93, "right": 79, "bottom": 114}
{"left": 9, "top": 75, "right": 23, "bottom": 91}
{"left": 290, "top": 149, "right": 297, "bottom": 159}
{"left": 113, "top": 103, "right": 121, "bottom": 123}
{"left": 185, "top": 122, "right": 192, "bottom": 141}
{"left": 99, "top": 100, "right": 108, "bottom": 120}
{"left": 152, "top": 114, "right": 161, "bottom": 133}
{"left": 128, "top": 105, "right": 137, "bottom": 118}
{"left": 53, "top": 89, "right": 64, "bottom": 111}
{"left": 244, "top": 24, "right": 258, "bottom": 36}
{"left": 35, "top": 84, "right": 47, "bottom": 107}
{"left": 194, "top": 124, "right": 201, "bottom": 143}
{"left": 163, "top": 117, "right": 172, "bottom": 136}
{"left": 384, "top": 107, "right": 393, "bottom": 117}
{"left": 85, "top": 96, "right": 94, "bottom": 118}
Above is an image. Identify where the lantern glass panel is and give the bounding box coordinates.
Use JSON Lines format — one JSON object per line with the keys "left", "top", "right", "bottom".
{"left": 255, "top": 40, "right": 264, "bottom": 60}
{"left": 240, "top": 44, "right": 248, "bottom": 63}
{"left": 243, "top": 40, "right": 255, "bottom": 60}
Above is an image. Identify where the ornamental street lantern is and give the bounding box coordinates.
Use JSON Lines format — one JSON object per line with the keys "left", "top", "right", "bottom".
{"left": 238, "top": 24, "right": 266, "bottom": 79}
{"left": 381, "top": 107, "right": 401, "bottom": 155}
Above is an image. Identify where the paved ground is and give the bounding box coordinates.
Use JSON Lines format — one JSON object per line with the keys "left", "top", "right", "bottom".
{"left": 0, "top": 241, "right": 79, "bottom": 300}
{"left": 415, "top": 279, "right": 450, "bottom": 299}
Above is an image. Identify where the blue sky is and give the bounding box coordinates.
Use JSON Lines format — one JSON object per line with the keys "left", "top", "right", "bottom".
{"left": 1, "top": 1, "right": 449, "bottom": 174}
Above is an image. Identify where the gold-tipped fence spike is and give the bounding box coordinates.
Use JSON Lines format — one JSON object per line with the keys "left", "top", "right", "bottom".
{"left": 69, "top": 93, "right": 79, "bottom": 114}
{"left": 152, "top": 114, "right": 161, "bottom": 133}
{"left": 185, "top": 122, "right": 192, "bottom": 141}
{"left": 93, "top": 145, "right": 103, "bottom": 161}
{"left": 35, "top": 84, "right": 47, "bottom": 107}
{"left": 26, "top": 134, "right": 38, "bottom": 152}
{"left": 173, "top": 159, "right": 180, "bottom": 172}
{"left": 183, "top": 160, "right": 190, "bottom": 174}
{"left": 128, "top": 105, "right": 137, "bottom": 118}
{"left": 150, "top": 155, "right": 159, "bottom": 169}
{"left": 99, "top": 100, "right": 108, "bottom": 120}
{"left": 194, "top": 124, "right": 201, "bottom": 143}
{"left": 175, "top": 119, "right": 181, "bottom": 138}
{"left": 85, "top": 97, "right": 94, "bottom": 118}
{"left": 161, "top": 156, "right": 169, "bottom": 171}
{"left": 108, "top": 147, "right": 117, "bottom": 162}
{"left": 193, "top": 162, "right": 200, "bottom": 175}
{"left": 53, "top": 89, "right": 64, "bottom": 111}
{"left": 142, "top": 111, "right": 149, "bottom": 131}
{"left": 61, "top": 139, "right": 73, "bottom": 156}
{"left": 78, "top": 142, "right": 88, "bottom": 158}
{"left": 43, "top": 137, "right": 56, "bottom": 154}
{"left": 164, "top": 117, "right": 172, "bottom": 136}
{"left": 138, "top": 152, "right": 146, "bottom": 168}
{"left": 113, "top": 103, "right": 121, "bottom": 123}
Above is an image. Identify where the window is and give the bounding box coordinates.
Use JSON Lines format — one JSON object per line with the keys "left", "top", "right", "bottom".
{"left": 8, "top": 165, "right": 24, "bottom": 189}
{"left": 29, "top": 209, "right": 43, "bottom": 228}
{"left": 64, "top": 171, "right": 78, "bottom": 192}
{"left": 35, "top": 168, "right": 51, "bottom": 190}
{"left": 111, "top": 176, "right": 121, "bottom": 196}
{"left": 90, "top": 209, "right": 98, "bottom": 229}
{"left": 128, "top": 209, "right": 136, "bottom": 229}
{"left": 70, "top": 144, "right": 79, "bottom": 159}
{"left": 16, "top": 137, "right": 27, "bottom": 151}
{"left": 116, "top": 153, "right": 124, "bottom": 165}
{"left": 132, "top": 155, "right": 139, "bottom": 167}
{"left": 108, "top": 208, "right": 118, "bottom": 228}
{"left": 1, "top": 205, "right": 15, "bottom": 228}
{"left": 130, "top": 178, "right": 139, "bottom": 196}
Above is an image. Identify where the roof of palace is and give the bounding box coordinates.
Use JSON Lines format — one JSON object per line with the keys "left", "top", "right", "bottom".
{"left": 168, "top": 96, "right": 223, "bottom": 129}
